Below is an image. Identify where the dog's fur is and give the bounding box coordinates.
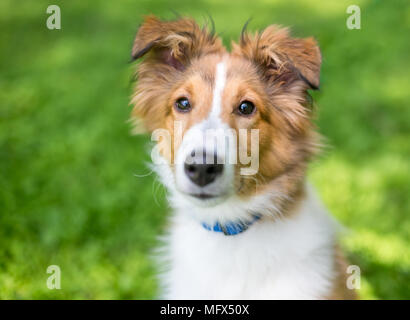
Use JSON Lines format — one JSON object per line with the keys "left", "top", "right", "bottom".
{"left": 130, "top": 15, "right": 356, "bottom": 299}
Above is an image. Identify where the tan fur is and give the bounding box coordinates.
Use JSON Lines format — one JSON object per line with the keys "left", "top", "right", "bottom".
{"left": 131, "top": 16, "right": 225, "bottom": 132}
{"left": 327, "top": 246, "right": 359, "bottom": 300}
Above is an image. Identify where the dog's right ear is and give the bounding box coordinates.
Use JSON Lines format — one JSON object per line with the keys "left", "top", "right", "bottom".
{"left": 131, "top": 15, "right": 223, "bottom": 70}
{"left": 232, "top": 25, "right": 321, "bottom": 90}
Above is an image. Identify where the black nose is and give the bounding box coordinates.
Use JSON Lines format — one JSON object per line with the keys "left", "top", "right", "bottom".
{"left": 184, "top": 160, "right": 224, "bottom": 187}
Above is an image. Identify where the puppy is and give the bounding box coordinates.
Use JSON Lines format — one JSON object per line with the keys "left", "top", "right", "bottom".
{"left": 130, "top": 15, "right": 356, "bottom": 299}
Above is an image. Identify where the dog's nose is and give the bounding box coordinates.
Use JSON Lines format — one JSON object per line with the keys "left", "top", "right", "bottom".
{"left": 184, "top": 158, "right": 224, "bottom": 187}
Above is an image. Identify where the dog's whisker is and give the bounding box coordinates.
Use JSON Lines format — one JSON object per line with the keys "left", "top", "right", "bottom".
{"left": 133, "top": 170, "right": 155, "bottom": 178}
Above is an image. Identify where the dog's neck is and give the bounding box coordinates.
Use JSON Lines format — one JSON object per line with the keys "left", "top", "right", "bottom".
{"left": 168, "top": 179, "right": 306, "bottom": 229}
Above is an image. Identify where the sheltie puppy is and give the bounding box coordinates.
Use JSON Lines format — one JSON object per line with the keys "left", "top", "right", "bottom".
{"left": 130, "top": 15, "right": 356, "bottom": 299}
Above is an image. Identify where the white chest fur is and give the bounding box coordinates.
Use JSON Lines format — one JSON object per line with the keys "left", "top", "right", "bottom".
{"left": 157, "top": 186, "right": 339, "bottom": 299}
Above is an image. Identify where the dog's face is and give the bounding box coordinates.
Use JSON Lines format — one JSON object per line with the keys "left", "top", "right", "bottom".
{"left": 131, "top": 16, "right": 321, "bottom": 214}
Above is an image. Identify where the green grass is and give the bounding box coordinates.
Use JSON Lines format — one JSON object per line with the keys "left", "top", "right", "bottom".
{"left": 0, "top": 0, "right": 409, "bottom": 299}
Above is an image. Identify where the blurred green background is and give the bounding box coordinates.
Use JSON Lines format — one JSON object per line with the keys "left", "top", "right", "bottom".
{"left": 0, "top": 0, "right": 409, "bottom": 299}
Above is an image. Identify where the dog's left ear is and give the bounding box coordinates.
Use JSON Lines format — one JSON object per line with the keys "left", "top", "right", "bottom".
{"left": 131, "top": 15, "right": 223, "bottom": 70}
{"left": 232, "top": 25, "right": 321, "bottom": 90}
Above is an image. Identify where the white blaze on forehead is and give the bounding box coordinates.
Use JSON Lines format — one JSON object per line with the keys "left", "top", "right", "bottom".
{"left": 208, "top": 61, "right": 227, "bottom": 122}
{"left": 199, "top": 60, "right": 230, "bottom": 161}
{"left": 174, "top": 59, "right": 235, "bottom": 196}
{"left": 177, "top": 60, "right": 230, "bottom": 165}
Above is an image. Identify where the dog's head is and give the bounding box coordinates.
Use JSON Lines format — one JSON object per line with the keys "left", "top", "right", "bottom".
{"left": 130, "top": 16, "right": 321, "bottom": 222}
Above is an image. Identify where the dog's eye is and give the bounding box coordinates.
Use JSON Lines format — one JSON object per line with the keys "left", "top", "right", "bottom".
{"left": 175, "top": 98, "right": 191, "bottom": 113}
{"left": 237, "top": 101, "right": 255, "bottom": 116}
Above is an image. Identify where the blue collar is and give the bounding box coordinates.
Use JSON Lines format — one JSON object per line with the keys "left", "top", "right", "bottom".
{"left": 201, "top": 214, "right": 261, "bottom": 236}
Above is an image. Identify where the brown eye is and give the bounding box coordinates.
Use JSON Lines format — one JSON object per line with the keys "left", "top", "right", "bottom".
{"left": 237, "top": 101, "right": 255, "bottom": 116}
{"left": 175, "top": 98, "right": 191, "bottom": 113}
